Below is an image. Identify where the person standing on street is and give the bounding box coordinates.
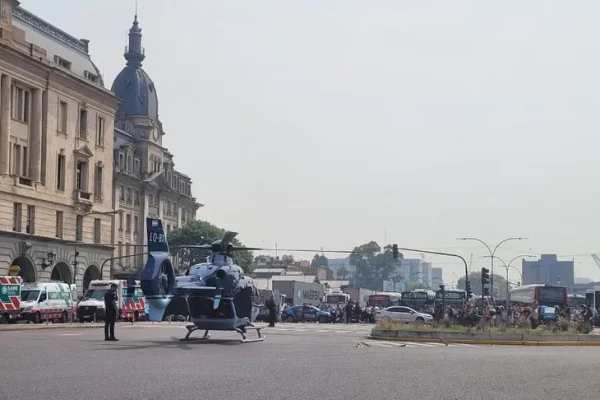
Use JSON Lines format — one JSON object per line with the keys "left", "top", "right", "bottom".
{"left": 104, "top": 283, "right": 119, "bottom": 341}
{"left": 266, "top": 295, "right": 277, "bottom": 327}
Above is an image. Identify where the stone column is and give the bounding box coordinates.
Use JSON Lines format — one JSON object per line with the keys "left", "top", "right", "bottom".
{"left": 29, "top": 88, "right": 43, "bottom": 182}
{"left": 0, "top": 74, "right": 11, "bottom": 175}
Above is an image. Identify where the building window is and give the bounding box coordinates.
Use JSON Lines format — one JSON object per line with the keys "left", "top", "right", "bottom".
{"left": 126, "top": 188, "right": 132, "bottom": 204}
{"left": 134, "top": 216, "right": 138, "bottom": 234}
{"left": 119, "top": 153, "right": 124, "bottom": 168}
{"left": 56, "top": 211, "right": 63, "bottom": 238}
{"left": 26, "top": 205, "right": 35, "bottom": 234}
{"left": 119, "top": 185, "right": 125, "bottom": 202}
{"left": 78, "top": 108, "right": 87, "bottom": 139}
{"left": 11, "top": 85, "right": 30, "bottom": 123}
{"left": 119, "top": 212, "right": 124, "bottom": 231}
{"left": 54, "top": 55, "right": 71, "bottom": 70}
{"left": 75, "top": 215, "right": 83, "bottom": 241}
{"left": 94, "top": 218, "right": 101, "bottom": 244}
{"left": 84, "top": 70, "right": 98, "bottom": 83}
{"left": 10, "top": 143, "right": 28, "bottom": 177}
{"left": 134, "top": 190, "right": 140, "bottom": 206}
{"left": 96, "top": 116, "right": 105, "bottom": 147}
{"left": 76, "top": 161, "right": 88, "bottom": 191}
{"left": 13, "top": 203, "right": 22, "bottom": 232}
{"left": 56, "top": 154, "right": 65, "bottom": 191}
{"left": 58, "top": 101, "right": 67, "bottom": 133}
{"left": 94, "top": 165, "right": 103, "bottom": 198}
{"left": 166, "top": 224, "right": 170, "bottom": 232}
{"left": 126, "top": 214, "right": 131, "bottom": 232}
{"left": 134, "top": 159, "right": 140, "bottom": 174}
{"left": 118, "top": 241, "right": 123, "bottom": 259}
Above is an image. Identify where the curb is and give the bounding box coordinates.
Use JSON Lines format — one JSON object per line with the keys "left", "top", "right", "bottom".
{"left": 368, "top": 335, "right": 600, "bottom": 346}
{"left": 0, "top": 324, "right": 104, "bottom": 331}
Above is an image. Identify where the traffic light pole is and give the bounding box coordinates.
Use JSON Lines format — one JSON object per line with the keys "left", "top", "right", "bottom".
{"left": 393, "top": 246, "right": 470, "bottom": 298}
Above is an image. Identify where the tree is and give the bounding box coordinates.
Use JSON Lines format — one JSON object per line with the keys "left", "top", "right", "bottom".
{"left": 349, "top": 242, "right": 403, "bottom": 291}
{"left": 168, "top": 220, "right": 254, "bottom": 273}
{"left": 311, "top": 254, "right": 329, "bottom": 268}
{"left": 337, "top": 266, "right": 349, "bottom": 280}
{"left": 457, "top": 271, "right": 511, "bottom": 298}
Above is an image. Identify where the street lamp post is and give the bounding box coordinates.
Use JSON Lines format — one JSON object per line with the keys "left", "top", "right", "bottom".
{"left": 482, "top": 254, "right": 535, "bottom": 307}
{"left": 457, "top": 237, "right": 527, "bottom": 297}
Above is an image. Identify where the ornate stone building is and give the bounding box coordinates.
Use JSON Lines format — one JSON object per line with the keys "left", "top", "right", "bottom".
{"left": 111, "top": 15, "right": 202, "bottom": 274}
{"left": 0, "top": 0, "right": 119, "bottom": 292}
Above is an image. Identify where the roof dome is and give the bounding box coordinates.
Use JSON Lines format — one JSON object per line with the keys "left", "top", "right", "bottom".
{"left": 111, "top": 15, "right": 159, "bottom": 121}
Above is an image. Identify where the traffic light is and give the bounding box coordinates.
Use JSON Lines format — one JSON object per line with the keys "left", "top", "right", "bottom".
{"left": 481, "top": 267, "right": 490, "bottom": 285}
{"left": 392, "top": 244, "right": 399, "bottom": 259}
{"left": 465, "top": 280, "right": 472, "bottom": 298}
{"left": 483, "top": 287, "right": 490, "bottom": 297}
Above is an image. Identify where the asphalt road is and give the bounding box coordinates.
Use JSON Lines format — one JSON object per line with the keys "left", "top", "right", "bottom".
{"left": 1, "top": 322, "right": 597, "bottom": 400}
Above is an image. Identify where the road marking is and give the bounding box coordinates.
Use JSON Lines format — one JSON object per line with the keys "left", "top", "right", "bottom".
{"left": 60, "top": 333, "right": 83, "bottom": 336}
{"left": 363, "top": 340, "right": 475, "bottom": 348}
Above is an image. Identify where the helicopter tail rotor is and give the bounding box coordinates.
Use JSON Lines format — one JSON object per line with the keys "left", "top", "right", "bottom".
{"left": 140, "top": 218, "right": 176, "bottom": 321}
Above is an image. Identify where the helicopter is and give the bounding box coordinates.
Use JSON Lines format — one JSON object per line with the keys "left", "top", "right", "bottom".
{"left": 125, "top": 217, "right": 267, "bottom": 343}
{"left": 125, "top": 217, "right": 410, "bottom": 343}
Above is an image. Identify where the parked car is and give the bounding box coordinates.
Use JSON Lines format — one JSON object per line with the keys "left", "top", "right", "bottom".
{"left": 374, "top": 306, "right": 433, "bottom": 324}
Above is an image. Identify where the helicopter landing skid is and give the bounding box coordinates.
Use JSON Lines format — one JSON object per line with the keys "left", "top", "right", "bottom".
{"left": 234, "top": 325, "right": 265, "bottom": 343}
{"left": 179, "top": 325, "right": 211, "bottom": 342}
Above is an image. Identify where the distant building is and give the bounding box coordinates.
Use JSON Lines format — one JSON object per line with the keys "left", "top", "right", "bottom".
{"left": 421, "top": 262, "right": 432, "bottom": 285}
{"left": 431, "top": 268, "right": 443, "bottom": 286}
{"left": 522, "top": 254, "right": 574, "bottom": 287}
{"left": 400, "top": 259, "right": 423, "bottom": 284}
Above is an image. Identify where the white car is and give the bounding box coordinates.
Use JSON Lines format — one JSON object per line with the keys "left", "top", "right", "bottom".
{"left": 375, "top": 306, "right": 433, "bottom": 324}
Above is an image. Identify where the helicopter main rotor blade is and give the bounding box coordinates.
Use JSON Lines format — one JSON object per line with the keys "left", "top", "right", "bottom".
{"left": 221, "top": 231, "right": 238, "bottom": 247}
{"left": 229, "top": 247, "right": 360, "bottom": 254}
{"left": 171, "top": 245, "right": 212, "bottom": 250}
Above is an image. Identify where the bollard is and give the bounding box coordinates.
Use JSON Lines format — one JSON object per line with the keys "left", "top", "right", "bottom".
{"left": 93, "top": 312, "right": 97, "bottom": 324}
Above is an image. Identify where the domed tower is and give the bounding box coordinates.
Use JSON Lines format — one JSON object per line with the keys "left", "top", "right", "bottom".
{"left": 111, "top": 15, "right": 164, "bottom": 177}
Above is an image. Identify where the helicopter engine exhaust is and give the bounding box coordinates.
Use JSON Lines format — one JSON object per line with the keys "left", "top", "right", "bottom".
{"left": 140, "top": 217, "right": 176, "bottom": 321}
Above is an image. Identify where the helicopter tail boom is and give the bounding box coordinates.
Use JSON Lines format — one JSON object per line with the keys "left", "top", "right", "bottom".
{"left": 139, "top": 217, "right": 176, "bottom": 320}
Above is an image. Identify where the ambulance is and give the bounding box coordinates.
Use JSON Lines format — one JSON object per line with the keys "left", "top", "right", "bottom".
{"left": 77, "top": 279, "right": 146, "bottom": 322}
{"left": 20, "top": 282, "right": 77, "bottom": 324}
{"left": 0, "top": 276, "right": 21, "bottom": 323}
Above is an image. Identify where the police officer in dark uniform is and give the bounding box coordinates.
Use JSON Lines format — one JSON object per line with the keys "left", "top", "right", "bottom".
{"left": 104, "top": 283, "right": 119, "bottom": 341}
{"left": 266, "top": 295, "right": 277, "bottom": 327}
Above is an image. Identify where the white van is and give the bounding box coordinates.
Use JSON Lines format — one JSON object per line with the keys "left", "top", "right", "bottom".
{"left": 77, "top": 280, "right": 123, "bottom": 322}
{"left": 20, "top": 282, "right": 77, "bottom": 324}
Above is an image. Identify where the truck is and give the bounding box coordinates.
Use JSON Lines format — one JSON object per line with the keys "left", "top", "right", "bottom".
{"left": 256, "top": 288, "right": 284, "bottom": 322}
{"left": 20, "top": 282, "right": 77, "bottom": 323}
{"left": 323, "top": 290, "right": 351, "bottom": 307}
{"left": 341, "top": 286, "right": 375, "bottom": 308}
{"left": 272, "top": 281, "right": 324, "bottom": 307}
{"left": 76, "top": 279, "right": 146, "bottom": 322}
{"left": 0, "top": 276, "right": 21, "bottom": 323}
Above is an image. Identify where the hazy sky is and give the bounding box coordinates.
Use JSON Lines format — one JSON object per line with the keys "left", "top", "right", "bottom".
{"left": 23, "top": 1, "right": 600, "bottom": 282}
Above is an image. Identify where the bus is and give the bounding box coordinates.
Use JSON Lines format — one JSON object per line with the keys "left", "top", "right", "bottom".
{"left": 368, "top": 292, "right": 402, "bottom": 308}
{"left": 508, "top": 284, "right": 567, "bottom": 308}
{"left": 567, "top": 294, "right": 586, "bottom": 308}
{"left": 435, "top": 289, "right": 467, "bottom": 309}
{"left": 323, "top": 291, "right": 351, "bottom": 307}
{"left": 401, "top": 290, "right": 435, "bottom": 311}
